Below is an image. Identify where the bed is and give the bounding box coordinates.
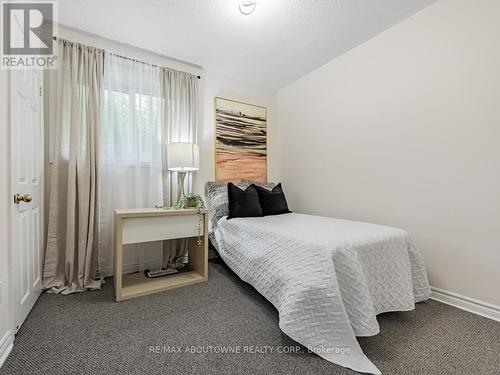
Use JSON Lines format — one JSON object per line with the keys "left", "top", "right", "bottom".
{"left": 205, "top": 182, "right": 431, "bottom": 374}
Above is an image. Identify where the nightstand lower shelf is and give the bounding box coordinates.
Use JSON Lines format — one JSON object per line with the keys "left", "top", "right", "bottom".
{"left": 121, "top": 271, "right": 206, "bottom": 301}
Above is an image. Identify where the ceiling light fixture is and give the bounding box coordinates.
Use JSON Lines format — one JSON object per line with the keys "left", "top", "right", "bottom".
{"left": 239, "top": 0, "right": 256, "bottom": 15}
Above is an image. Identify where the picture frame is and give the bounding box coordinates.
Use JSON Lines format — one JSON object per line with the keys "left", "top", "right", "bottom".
{"left": 214, "top": 97, "right": 267, "bottom": 183}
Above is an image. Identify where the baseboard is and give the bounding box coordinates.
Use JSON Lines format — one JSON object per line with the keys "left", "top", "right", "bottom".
{"left": 430, "top": 286, "right": 500, "bottom": 322}
{"left": 0, "top": 330, "right": 13, "bottom": 368}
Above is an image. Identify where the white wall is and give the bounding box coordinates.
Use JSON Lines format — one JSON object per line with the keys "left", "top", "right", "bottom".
{"left": 275, "top": 0, "right": 500, "bottom": 306}
{"left": 0, "top": 70, "right": 14, "bottom": 365}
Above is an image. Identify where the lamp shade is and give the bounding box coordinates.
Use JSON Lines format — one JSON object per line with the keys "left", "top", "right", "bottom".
{"left": 167, "top": 142, "right": 199, "bottom": 172}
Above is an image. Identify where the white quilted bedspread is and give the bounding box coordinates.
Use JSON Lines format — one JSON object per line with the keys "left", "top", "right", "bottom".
{"left": 215, "top": 213, "right": 431, "bottom": 374}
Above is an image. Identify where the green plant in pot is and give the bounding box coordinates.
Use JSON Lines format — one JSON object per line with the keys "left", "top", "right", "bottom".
{"left": 175, "top": 193, "right": 205, "bottom": 244}
{"left": 174, "top": 193, "right": 205, "bottom": 211}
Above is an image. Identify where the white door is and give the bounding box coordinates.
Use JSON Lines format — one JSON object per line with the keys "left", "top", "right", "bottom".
{"left": 10, "top": 68, "right": 43, "bottom": 332}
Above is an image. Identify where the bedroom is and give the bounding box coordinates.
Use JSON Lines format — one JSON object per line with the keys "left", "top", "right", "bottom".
{"left": 0, "top": 0, "right": 499, "bottom": 374}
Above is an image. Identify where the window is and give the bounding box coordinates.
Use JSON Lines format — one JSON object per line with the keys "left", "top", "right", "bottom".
{"left": 101, "top": 76, "right": 163, "bottom": 166}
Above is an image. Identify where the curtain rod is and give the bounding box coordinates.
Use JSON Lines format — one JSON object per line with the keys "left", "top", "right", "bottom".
{"left": 52, "top": 36, "right": 201, "bottom": 79}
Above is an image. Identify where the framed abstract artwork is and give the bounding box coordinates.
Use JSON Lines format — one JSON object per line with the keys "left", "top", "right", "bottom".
{"left": 215, "top": 97, "right": 267, "bottom": 182}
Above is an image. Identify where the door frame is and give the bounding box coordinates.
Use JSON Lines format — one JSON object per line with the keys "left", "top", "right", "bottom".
{"left": 9, "top": 68, "right": 44, "bottom": 334}
{"left": 0, "top": 69, "right": 14, "bottom": 368}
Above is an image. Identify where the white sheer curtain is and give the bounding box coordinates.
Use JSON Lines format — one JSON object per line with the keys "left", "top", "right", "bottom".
{"left": 98, "top": 53, "right": 164, "bottom": 275}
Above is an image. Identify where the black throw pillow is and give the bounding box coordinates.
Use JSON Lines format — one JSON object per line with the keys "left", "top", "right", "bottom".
{"left": 255, "top": 183, "right": 291, "bottom": 216}
{"left": 227, "top": 182, "right": 263, "bottom": 220}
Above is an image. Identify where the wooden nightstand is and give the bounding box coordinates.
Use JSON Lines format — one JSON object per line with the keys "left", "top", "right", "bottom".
{"left": 113, "top": 208, "right": 208, "bottom": 301}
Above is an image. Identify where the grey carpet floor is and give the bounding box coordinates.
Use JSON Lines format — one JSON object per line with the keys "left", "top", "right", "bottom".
{"left": 1, "top": 261, "right": 499, "bottom": 375}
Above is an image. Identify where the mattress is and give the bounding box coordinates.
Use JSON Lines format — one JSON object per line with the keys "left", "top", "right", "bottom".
{"left": 214, "top": 212, "right": 431, "bottom": 374}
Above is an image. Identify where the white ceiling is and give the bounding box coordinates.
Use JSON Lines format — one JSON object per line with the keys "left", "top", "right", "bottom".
{"left": 58, "top": 0, "right": 437, "bottom": 89}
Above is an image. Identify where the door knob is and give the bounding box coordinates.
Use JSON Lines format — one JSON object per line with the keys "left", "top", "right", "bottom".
{"left": 14, "top": 193, "right": 32, "bottom": 204}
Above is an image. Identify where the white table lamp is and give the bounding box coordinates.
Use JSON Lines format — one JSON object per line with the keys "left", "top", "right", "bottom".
{"left": 167, "top": 142, "right": 199, "bottom": 200}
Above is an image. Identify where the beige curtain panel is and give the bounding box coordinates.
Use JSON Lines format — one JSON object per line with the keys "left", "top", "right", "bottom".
{"left": 161, "top": 67, "right": 199, "bottom": 207}
{"left": 161, "top": 68, "right": 199, "bottom": 268}
{"left": 43, "top": 39, "right": 105, "bottom": 294}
